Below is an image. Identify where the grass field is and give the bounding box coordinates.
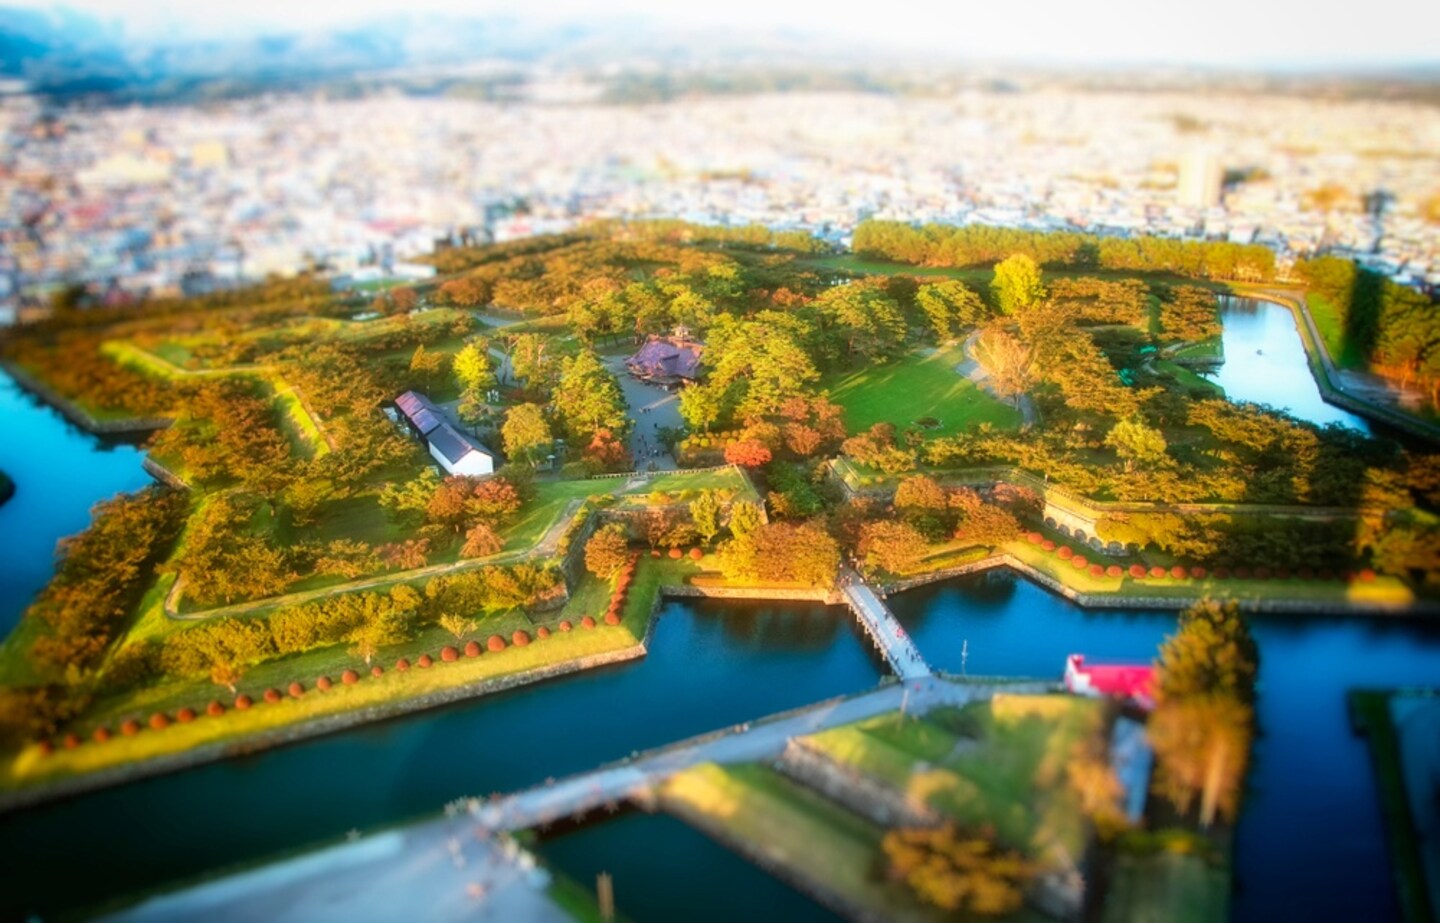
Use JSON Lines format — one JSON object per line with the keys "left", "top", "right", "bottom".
{"left": 1154, "top": 360, "right": 1224, "bottom": 396}
{"left": 1102, "top": 850, "right": 1229, "bottom": 923}
{"left": 822, "top": 346, "right": 1022, "bottom": 437}
{"left": 659, "top": 762, "right": 942, "bottom": 923}
{"left": 800, "top": 697, "right": 1103, "bottom": 861}
{"left": 1169, "top": 337, "right": 1224, "bottom": 363}
{"left": 1306, "top": 292, "right": 1367, "bottom": 370}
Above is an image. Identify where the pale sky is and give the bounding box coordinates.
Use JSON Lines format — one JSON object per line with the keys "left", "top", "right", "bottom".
{"left": 13, "top": 0, "right": 1440, "bottom": 68}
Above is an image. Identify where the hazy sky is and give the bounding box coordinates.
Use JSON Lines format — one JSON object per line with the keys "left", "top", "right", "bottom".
{"left": 13, "top": 0, "right": 1440, "bottom": 68}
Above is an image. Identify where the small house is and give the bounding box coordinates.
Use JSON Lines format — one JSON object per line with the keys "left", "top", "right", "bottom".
{"left": 626, "top": 336, "right": 703, "bottom": 387}
{"left": 394, "top": 390, "right": 495, "bottom": 477}
{"left": 1063, "top": 654, "right": 1155, "bottom": 710}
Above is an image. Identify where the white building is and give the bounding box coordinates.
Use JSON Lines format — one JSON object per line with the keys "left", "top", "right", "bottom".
{"left": 426, "top": 421, "right": 495, "bottom": 477}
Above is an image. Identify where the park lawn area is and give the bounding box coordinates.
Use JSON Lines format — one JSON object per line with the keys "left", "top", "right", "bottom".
{"left": 1102, "top": 850, "right": 1229, "bottom": 923}
{"left": 823, "top": 346, "right": 1022, "bottom": 437}
{"left": 659, "top": 762, "right": 942, "bottom": 923}
{"left": 1154, "top": 360, "right": 1224, "bottom": 396}
{"left": 2, "top": 598, "right": 652, "bottom": 792}
{"left": 801, "top": 697, "right": 1103, "bottom": 863}
{"left": 1168, "top": 337, "right": 1224, "bottom": 363}
{"left": 1306, "top": 292, "right": 1367, "bottom": 370}
{"left": 611, "top": 467, "right": 759, "bottom": 507}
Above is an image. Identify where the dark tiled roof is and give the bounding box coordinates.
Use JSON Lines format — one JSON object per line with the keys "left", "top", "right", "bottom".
{"left": 395, "top": 390, "right": 444, "bottom": 435}
{"left": 427, "top": 421, "right": 490, "bottom": 465}
{"left": 626, "top": 338, "right": 702, "bottom": 380}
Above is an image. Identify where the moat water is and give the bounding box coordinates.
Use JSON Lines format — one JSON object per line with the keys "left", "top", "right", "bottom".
{"left": 1, "top": 304, "right": 1436, "bottom": 923}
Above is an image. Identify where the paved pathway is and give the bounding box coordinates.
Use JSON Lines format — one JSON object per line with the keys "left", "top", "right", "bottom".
{"left": 840, "top": 575, "right": 932, "bottom": 680}
{"left": 603, "top": 354, "right": 680, "bottom": 471}
{"left": 471, "top": 676, "right": 1048, "bottom": 833}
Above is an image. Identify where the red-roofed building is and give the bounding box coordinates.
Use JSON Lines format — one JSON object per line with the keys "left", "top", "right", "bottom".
{"left": 1064, "top": 654, "right": 1155, "bottom": 710}
{"left": 626, "top": 335, "right": 703, "bottom": 387}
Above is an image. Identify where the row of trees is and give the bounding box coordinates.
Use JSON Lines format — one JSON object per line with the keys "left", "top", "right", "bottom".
{"left": 854, "top": 220, "right": 1277, "bottom": 281}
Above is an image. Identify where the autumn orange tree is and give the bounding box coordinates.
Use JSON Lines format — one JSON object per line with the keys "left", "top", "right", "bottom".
{"left": 882, "top": 824, "right": 1035, "bottom": 915}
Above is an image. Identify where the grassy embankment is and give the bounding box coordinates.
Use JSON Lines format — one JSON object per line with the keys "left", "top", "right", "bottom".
{"left": 1350, "top": 690, "right": 1435, "bottom": 923}
{"left": 822, "top": 344, "right": 1022, "bottom": 438}
{"left": 1, "top": 554, "right": 709, "bottom": 793}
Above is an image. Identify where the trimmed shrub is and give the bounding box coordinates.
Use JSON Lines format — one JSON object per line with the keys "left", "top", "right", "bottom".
{"left": 1089, "top": 564, "right": 1105, "bottom": 576}
{"left": 581, "top": 615, "right": 597, "bottom": 629}
{"left": 667, "top": 547, "right": 683, "bottom": 559}
{"left": 1106, "top": 565, "right": 1123, "bottom": 578}
{"left": 176, "top": 707, "right": 197, "bottom": 723}
{"left": 1149, "top": 566, "right": 1167, "bottom": 579}
{"left": 93, "top": 726, "right": 112, "bottom": 743}
{"left": 396, "top": 658, "right": 410, "bottom": 671}
{"left": 1318, "top": 567, "right": 1336, "bottom": 580}
{"left": 441, "top": 645, "right": 460, "bottom": 662}
{"left": 37, "top": 740, "right": 53, "bottom": 756}
{"left": 1057, "top": 546, "right": 1074, "bottom": 560}
{"left": 341, "top": 669, "right": 360, "bottom": 685}
{"left": 206, "top": 700, "right": 225, "bottom": 716}
{"left": 1297, "top": 566, "right": 1315, "bottom": 580}
{"left": 370, "top": 665, "right": 384, "bottom": 677}
{"left": 559, "top": 620, "right": 573, "bottom": 632}
{"left": 537, "top": 626, "right": 551, "bottom": 639}
{"left": 1128, "top": 564, "right": 1147, "bottom": 578}
{"left": 288, "top": 682, "right": 305, "bottom": 698}
{"left": 1041, "top": 540, "right": 1056, "bottom": 551}
{"left": 1254, "top": 566, "right": 1271, "bottom": 580}
{"left": 63, "top": 732, "right": 81, "bottom": 749}
{"left": 1071, "top": 555, "right": 1088, "bottom": 569}
{"left": 1212, "top": 566, "right": 1230, "bottom": 579}
{"left": 417, "top": 653, "right": 433, "bottom": 668}
{"left": 149, "top": 713, "right": 170, "bottom": 731}
{"left": 465, "top": 640, "right": 482, "bottom": 657}
{"left": 316, "top": 675, "right": 333, "bottom": 691}
{"left": 650, "top": 549, "right": 661, "bottom": 558}
{"left": 234, "top": 694, "right": 253, "bottom": 710}
{"left": 604, "top": 611, "right": 621, "bottom": 625}
{"left": 487, "top": 635, "right": 506, "bottom": 652}
{"left": 1190, "top": 566, "right": 1207, "bottom": 579}
{"left": 1026, "top": 532, "right": 1043, "bottom": 544}
{"left": 263, "top": 688, "right": 282, "bottom": 704}
{"left": 1234, "top": 566, "right": 1252, "bottom": 579}
{"left": 1359, "top": 568, "right": 1377, "bottom": 583}
{"left": 512, "top": 630, "right": 531, "bottom": 647}
{"left": 121, "top": 718, "right": 141, "bottom": 736}
{"left": 689, "top": 547, "right": 704, "bottom": 560}
{"left": 1274, "top": 566, "right": 1290, "bottom": 580}
{"left": 1170, "top": 565, "right": 1187, "bottom": 580}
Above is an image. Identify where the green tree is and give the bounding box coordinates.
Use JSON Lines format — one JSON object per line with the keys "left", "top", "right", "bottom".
{"left": 678, "top": 382, "right": 728, "bottom": 433}
{"left": 1157, "top": 599, "right": 1259, "bottom": 707}
{"left": 990, "top": 253, "right": 1046, "bottom": 315}
{"left": 349, "top": 610, "right": 410, "bottom": 665}
{"left": 501, "top": 403, "right": 552, "bottom": 465}
{"left": 584, "top": 523, "right": 631, "bottom": 579}
{"left": 916, "top": 280, "right": 988, "bottom": 341}
{"left": 553, "top": 350, "right": 628, "bottom": 442}
{"left": 438, "top": 613, "right": 477, "bottom": 641}
{"left": 453, "top": 339, "right": 497, "bottom": 396}
{"left": 1105, "top": 419, "right": 1169, "bottom": 471}
{"left": 727, "top": 500, "right": 764, "bottom": 540}
{"left": 689, "top": 490, "right": 722, "bottom": 545}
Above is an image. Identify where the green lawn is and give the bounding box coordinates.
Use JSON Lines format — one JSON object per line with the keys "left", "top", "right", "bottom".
{"left": 1154, "top": 360, "right": 1224, "bottom": 397}
{"left": 800, "top": 697, "right": 1103, "bottom": 861}
{"left": 1102, "top": 850, "right": 1229, "bottom": 923}
{"left": 1307, "top": 293, "right": 1367, "bottom": 369}
{"left": 1168, "top": 337, "right": 1224, "bottom": 363}
{"left": 822, "top": 346, "right": 1022, "bottom": 437}
{"left": 660, "top": 762, "right": 942, "bottom": 923}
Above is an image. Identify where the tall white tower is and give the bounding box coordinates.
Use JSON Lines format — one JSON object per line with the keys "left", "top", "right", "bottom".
{"left": 1177, "top": 149, "right": 1223, "bottom": 209}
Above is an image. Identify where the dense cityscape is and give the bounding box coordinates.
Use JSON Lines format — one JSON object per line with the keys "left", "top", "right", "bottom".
{"left": 3, "top": 74, "right": 1440, "bottom": 322}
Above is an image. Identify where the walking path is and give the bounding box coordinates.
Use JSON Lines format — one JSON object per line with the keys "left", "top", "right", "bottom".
{"left": 470, "top": 676, "right": 1046, "bottom": 833}
{"left": 603, "top": 354, "right": 680, "bottom": 471}
{"left": 840, "top": 574, "right": 932, "bottom": 680}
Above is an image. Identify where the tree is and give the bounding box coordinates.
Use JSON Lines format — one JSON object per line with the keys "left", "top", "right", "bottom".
{"left": 678, "top": 382, "right": 728, "bottom": 433}
{"left": 882, "top": 825, "right": 1035, "bottom": 915}
{"left": 427, "top": 476, "right": 477, "bottom": 534}
{"left": 453, "top": 339, "right": 497, "bottom": 396}
{"left": 724, "top": 438, "right": 772, "bottom": 469}
{"left": 210, "top": 658, "right": 245, "bottom": 695}
{"left": 971, "top": 328, "right": 1035, "bottom": 406}
{"left": 409, "top": 344, "right": 448, "bottom": 387}
{"left": 689, "top": 490, "right": 722, "bottom": 545}
{"left": 585, "top": 524, "right": 630, "bottom": 579}
{"left": 502, "top": 403, "right": 552, "bottom": 465}
{"left": 460, "top": 522, "right": 503, "bottom": 558}
{"left": 814, "top": 280, "right": 907, "bottom": 360}
{"left": 1148, "top": 694, "right": 1252, "bottom": 828}
{"left": 439, "top": 614, "right": 477, "bottom": 641}
{"left": 553, "top": 350, "right": 628, "bottom": 442}
{"left": 916, "top": 280, "right": 988, "bottom": 341}
{"left": 349, "top": 610, "right": 410, "bottom": 665}
{"left": 1105, "top": 419, "right": 1169, "bottom": 471}
{"left": 1156, "top": 600, "right": 1259, "bottom": 707}
{"left": 858, "top": 520, "right": 930, "bottom": 574}
{"left": 950, "top": 490, "right": 1022, "bottom": 547}
{"left": 583, "top": 428, "right": 629, "bottom": 470}
{"left": 990, "top": 253, "right": 1046, "bottom": 314}
{"left": 728, "top": 500, "right": 764, "bottom": 540}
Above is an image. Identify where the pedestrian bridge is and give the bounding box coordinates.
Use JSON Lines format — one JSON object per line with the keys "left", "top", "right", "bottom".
{"left": 840, "top": 578, "right": 932, "bottom": 681}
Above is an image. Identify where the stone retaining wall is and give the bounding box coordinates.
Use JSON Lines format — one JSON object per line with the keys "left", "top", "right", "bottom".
{"left": 1, "top": 360, "right": 171, "bottom": 434}
{"left": 774, "top": 738, "right": 939, "bottom": 829}
{"left": 660, "top": 584, "right": 841, "bottom": 604}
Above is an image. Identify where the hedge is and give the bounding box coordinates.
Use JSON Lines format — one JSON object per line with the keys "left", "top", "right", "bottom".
{"left": 370, "top": 665, "right": 384, "bottom": 677}
{"left": 418, "top": 653, "right": 434, "bottom": 668}
{"left": 559, "top": 620, "right": 573, "bottom": 632}
{"left": 149, "top": 713, "right": 170, "bottom": 730}
{"left": 604, "top": 612, "right": 621, "bottom": 625}
{"left": 63, "top": 732, "right": 81, "bottom": 749}
{"left": 1071, "top": 555, "right": 1088, "bottom": 569}
{"left": 177, "top": 707, "right": 197, "bottom": 723}
{"left": 1129, "top": 564, "right": 1147, "bottom": 578}
{"left": 1089, "top": 564, "right": 1105, "bottom": 577}
{"left": 1041, "top": 540, "right": 1056, "bottom": 551}
{"left": 512, "top": 630, "right": 531, "bottom": 647}
{"left": 1190, "top": 566, "right": 1207, "bottom": 579}
{"left": 581, "top": 616, "right": 597, "bottom": 629}
{"left": 396, "top": 657, "right": 411, "bottom": 671}
{"left": 235, "top": 694, "right": 254, "bottom": 709}
{"left": 207, "top": 700, "right": 226, "bottom": 716}
{"left": 465, "top": 640, "right": 482, "bottom": 657}
{"left": 341, "top": 669, "right": 359, "bottom": 685}
{"left": 487, "top": 635, "right": 506, "bottom": 652}
{"left": 288, "top": 682, "right": 305, "bottom": 698}
{"left": 93, "top": 726, "right": 112, "bottom": 743}
{"left": 263, "top": 688, "right": 282, "bottom": 704}
{"left": 1057, "top": 546, "right": 1074, "bottom": 560}
{"left": 441, "top": 646, "right": 460, "bottom": 662}
{"left": 689, "top": 547, "right": 704, "bottom": 560}
{"left": 122, "top": 719, "right": 141, "bottom": 736}
{"left": 1106, "top": 565, "right": 1123, "bottom": 578}
{"left": 537, "top": 626, "right": 551, "bottom": 639}
{"left": 316, "top": 676, "right": 333, "bottom": 691}
{"left": 1149, "top": 566, "right": 1166, "bottom": 579}
{"left": 1170, "top": 565, "right": 1187, "bottom": 580}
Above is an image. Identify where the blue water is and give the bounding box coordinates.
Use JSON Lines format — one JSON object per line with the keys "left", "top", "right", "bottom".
{"left": 1210, "top": 296, "right": 1372, "bottom": 433}
{"left": 0, "top": 371, "right": 154, "bottom": 632}
{"left": 888, "top": 573, "right": 1440, "bottom": 923}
